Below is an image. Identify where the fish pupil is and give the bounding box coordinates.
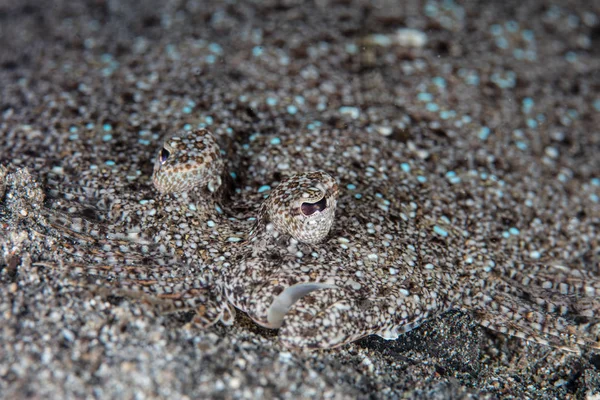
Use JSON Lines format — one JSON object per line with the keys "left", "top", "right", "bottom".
{"left": 301, "top": 197, "right": 327, "bottom": 216}
{"left": 159, "top": 148, "right": 170, "bottom": 164}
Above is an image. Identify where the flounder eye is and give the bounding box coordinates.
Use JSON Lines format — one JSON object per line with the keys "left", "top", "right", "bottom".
{"left": 152, "top": 129, "right": 226, "bottom": 195}
{"left": 159, "top": 148, "right": 170, "bottom": 164}
{"left": 300, "top": 197, "right": 327, "bottom": 216}
{"left": 261, "top": 171, "right": 339, "bottom": 244}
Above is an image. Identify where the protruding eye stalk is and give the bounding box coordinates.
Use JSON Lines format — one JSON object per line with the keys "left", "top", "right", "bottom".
{"left": 152, "top": 129, "right": 225, "bottom": 195}
{"left": 263, "top": 171, "right": 339, "bottom": 244}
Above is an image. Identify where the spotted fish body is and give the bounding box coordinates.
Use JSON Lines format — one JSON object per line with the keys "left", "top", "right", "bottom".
{"left": 5, "top": 127, "right": 598, "bottom": 353}
{"left": 146, "top": 128, "right": 600, "bottom": 351}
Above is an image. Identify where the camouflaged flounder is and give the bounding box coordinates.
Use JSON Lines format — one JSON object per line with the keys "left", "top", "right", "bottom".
{"left": 144, "top": 128, "right": 599, "bottom": 351}
{"left": 6, "top": 127, "right": 599, "bottom": 352}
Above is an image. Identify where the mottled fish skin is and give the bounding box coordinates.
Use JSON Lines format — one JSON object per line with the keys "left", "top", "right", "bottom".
{"left": 6, "top": 127, "right": 598, "bottom": 353}
{"left": 145, "top": 128, "right": 600, "bottom": 352}
{"left": 152, "top": 129, "right": 225, "bottom": 195}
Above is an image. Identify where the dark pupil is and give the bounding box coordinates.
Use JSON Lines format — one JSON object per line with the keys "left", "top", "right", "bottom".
{"left": 301, "top": 197, "right": 327, "bottom": 216}
{"left": 159, "top": 148, "right": 170, "bottom": 164}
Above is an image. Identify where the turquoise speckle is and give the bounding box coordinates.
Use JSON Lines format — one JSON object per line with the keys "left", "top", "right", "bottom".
{"left": 205, "top": 54, "right": 216, "bottom": 64}
{"left": 100, "top": 53, "right": 113, "bottom": 63}
{"left": 139, "top": 199, "right": 148, "bottom": 205}
{"left": 205, "top": 116, "right": 214, "bottom": 125}
{"left": 401, "top": 163, "right": 411, "bottom": 173}
{"left": 565, "top": 51, "right": 577, "bottom": 63}
{"left": 346, "top": 184, "right": 356, "bottom": 190}
{"left": 197, "top": 123, "right": 206, "bottom": 129}
{"left": 417, "top": 92, "right": 433, "bottom": 102}
{"left": 207, "top": 220, "right": 216, "bottom": 228}
{"left": 138, "top": 139, "right": 151, "bottom": 145}
{"left": 491, "top": 71, "right": 516, "bottom": 89}
{"left": 102, "top": 134, "right": 113, "bottom": 142}
{"left": 514, "top": 49, "right": 525, "bottom": 59}
{"left": 215, "top": 205, "right": 223, "bottom": 214}
{"left": 502, "top": 231, "right": 510, "bottom": 239}
{"left": 490, "top": 24, "right": 503, "bottom": 35}
{"left": 102, "top": 123, "right": 112, "bottom": 132}
{"left": 258, "top": 185, "right": 271, "bottom": 193}
{"left": 354, "top": 193, "right": 362, "bottom": 199}
{"left": 466, "top": 74, "right": 480, "bottom": 86}
{"left": 417, "top": 175, "right": 427, "bottom": 183}
{"left": 591, "top": 178, "right": 600, "bottom": 186}
{"left": 266, "top": 97, "right": 278, "bottom": 106}
{"left": 509, "top": 227, "right": 520, "bottom": 235}
{"left": 522, "top": 30, "right": 534, "bottom": 42}
{"left": 439, "top": 110, "right": 453, "bottom": 120}
{"left": 516, "top": 141, "right": 528, "bottom": 150}
{"left": 345, "top": 43, "right": 358, "bottom": 54}
{"left": 86, "top": 123, "right": 94, "bottom": 129}
{"left": 294, "top": 96, "right": 305, "bottom": 105}
{"left": 505, "top": 20, "right": 519, "bottom": 32}
{"left": 287, "top": 105, "right": 298, "bottom": 115}
{"left": 432, "top": 76, "right": 446, "bottom": 88}
{"left": 424, "top": 3, "right": 437, "bottom": 16}
{"left": 339, "top": 106, "right": 360, "bottom": 119}
{"left": 230, "top": 172, "right": 237, "bottom": 179}
{"left": 590, "top": 194, "right": 599, "bottom": 203}
{"left": 522, "top": 97, "right": 534, "bottom": 114}
{"left": 495, "top": 37, "right": 509, "bottom": 49}
{"left": 252, "top": 46, "right": 263, "bottom": 57}
{"left": 593, "top": 99, "right": 600, "bottom": 112}
{"left": 530, "top": 250, "right": 541, "bottom": 259}
{"left": 182, "top": 106, "right": 192, "bottom": 114}
{"left": 105, "top": 160, "right": 115, "bottom": 166}
{"left": 209, "top": 43, "right": 223, "bottom": 54}
{"left": 270, "top": 137, "right": 281, "bottom": 145}
{"left": 433, "top": 225, "right": 449, "bottom": 237}
{"left": 426, "top": 103, "right": 439, "bottom": 112}
{"left": 69, "top": 126, "right": 78, "bottom": 133}
{"left": 369, "top": 34, "right": 391, "bottom": 46}
{"left": 183, "top": 124, "right": 192, "bottom": 130}
{"left": 478, "top": 126, "right": 491, "bottom": 140}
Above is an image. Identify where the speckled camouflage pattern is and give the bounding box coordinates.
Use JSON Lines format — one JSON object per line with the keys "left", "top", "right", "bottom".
{"left": 144, "top": 129, "right": 600, "bottom": 352}
{"left": 152, "top": 129, "right": 225, "bottom": 195}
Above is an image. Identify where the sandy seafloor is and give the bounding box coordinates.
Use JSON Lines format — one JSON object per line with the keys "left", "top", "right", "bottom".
{"left": 1, "top": 0, "right": 600, "bottom": 398}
